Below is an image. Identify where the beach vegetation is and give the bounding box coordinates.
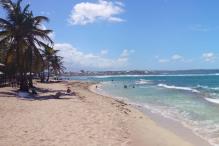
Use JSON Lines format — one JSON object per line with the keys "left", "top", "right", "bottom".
{"left": 0, "top": 0, "right": 64, "bottom": 91}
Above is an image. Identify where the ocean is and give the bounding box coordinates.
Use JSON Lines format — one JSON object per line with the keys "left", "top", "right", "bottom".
{"left": 64, "top": 73, "right": 219, "bottom": 146}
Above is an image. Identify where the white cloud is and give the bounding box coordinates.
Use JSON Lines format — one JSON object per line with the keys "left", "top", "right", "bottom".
{"left": 40, "top": 11, "right": 51, "bottom": 16}
{"left": 115, "top": 1, "right": 124, "bottom": 7}
{"left": 69, "top": 0, "right": 124, "bottom": 25}
{"left": 171, "top": 54, "right": 183, "bottom": 61}
{"left": 190, "top": 24, "right": 209, "bottom": 32}
{"left": 158, "top": 59, "right": 169, "bottom": 63}
{"left": 155, "top": 56, "right": 160, "bottom": 59}
{"left": 202, "top": 52, "right": 216, "bottom": 62}
{"left": 157, "top": 54, "right": 184, "bottom": 63}
{"left": 120, "top": 49, "right": 129, "bottom": 57}
{"left": 130, "top": 49, "right": 135, "bottom": 53}
{"left": 55, "top": 43, "right": 134, "bottom": 70}
{"left": 100, "top": 49, "right": 108, "bottom": 55}
{"left": 120, "top": 49, "right": 135, "bottom": 58}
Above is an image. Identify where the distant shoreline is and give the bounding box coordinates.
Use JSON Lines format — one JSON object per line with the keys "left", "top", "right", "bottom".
{"left": 62, "top": 69, "right": 219, "bottom": 77}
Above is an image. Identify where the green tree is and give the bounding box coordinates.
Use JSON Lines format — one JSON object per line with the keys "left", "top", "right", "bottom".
{"left": 51, "top": 55, "right": 65, "bottom": 76}
{"left": 42, "top": 45, "right": 64, "bottom": 82}
{"left": 0, "top": 0, "right": 53, "bottom": 91}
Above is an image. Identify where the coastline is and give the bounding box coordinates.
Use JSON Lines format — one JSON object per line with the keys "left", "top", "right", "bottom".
{"left": 0, "top": 80, "right": 210, "bottom": 146}
{"left": 90, "top": 83, "right": 212, "bottom": 146}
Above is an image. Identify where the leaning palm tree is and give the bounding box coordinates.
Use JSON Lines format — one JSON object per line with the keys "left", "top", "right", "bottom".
{"left": 42, "top": 45, "right": 60, "bottom": 82}
{"left": 0, "top": 0, "right": 53, "bottom": 91}
{"left": 24, "top": 12, "right": 53, "bottom": 87}
{"left": 51, "top": 55, "right": 65, "bottom": 77}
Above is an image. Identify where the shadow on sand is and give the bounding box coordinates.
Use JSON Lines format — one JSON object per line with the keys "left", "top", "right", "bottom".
{"left": 36, "top": 87, "right": 65, "bottom": 94}
{"left": 0, "top": 91, "right": 17, "bottom": 97}
{"left": 0, "top": 89, "right": 73, "bottom": 101}
{"left": 20, "top": 94, "right": 72, "bottom": 101}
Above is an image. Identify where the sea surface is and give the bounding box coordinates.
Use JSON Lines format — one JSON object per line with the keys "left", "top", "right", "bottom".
{"left": 64, "top": 73, "right": 219, "bottom": 146}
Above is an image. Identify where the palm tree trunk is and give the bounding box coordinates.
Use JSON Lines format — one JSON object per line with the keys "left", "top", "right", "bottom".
{"left": 28, "top": 48, "right": 33, "bottom": 88}
{"left": 20, "top": 72, "right": 29, "bottom": 92}
{"left": 40, "top": 72, "right": 45, "bottom": 82}
{"left": 47, "top": 64, "right": 50, "bottom": 82}
{"left": 15, "top": 42, "right": 27, "bottom": 91}
{"left": 29, "top": 71, "right": 33, "bottom": 88}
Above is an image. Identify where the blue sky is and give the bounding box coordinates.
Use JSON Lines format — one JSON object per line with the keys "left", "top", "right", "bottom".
{"left": 2, "top": 0, "right": 219, "bottom": 71}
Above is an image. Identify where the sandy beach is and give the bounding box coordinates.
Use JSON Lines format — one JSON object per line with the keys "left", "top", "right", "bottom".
{"left": 0, "top": 81, "right": 210, "bottom": 146}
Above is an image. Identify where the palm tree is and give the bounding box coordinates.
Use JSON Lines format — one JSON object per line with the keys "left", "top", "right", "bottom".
{"left": 0, "top": 0, "right": 53, "bottom": 91}
{"left": 24, "top": 12, "right": 53, "bottom": 87}
{"left": 0, "top": 41, "right": 8, "bottom": 65}
{"left": 42, "top": 45, "right": 64, "bottom": 82}
{"left": 51, "top": 55, "right": 65, "bottom": 77}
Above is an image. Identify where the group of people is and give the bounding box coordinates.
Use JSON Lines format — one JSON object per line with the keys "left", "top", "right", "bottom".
{"left": 124, "top": 85, "right": 135, "bottom": 89}
{"left": 30, "top": 86, "right": 73, "bottom": 97}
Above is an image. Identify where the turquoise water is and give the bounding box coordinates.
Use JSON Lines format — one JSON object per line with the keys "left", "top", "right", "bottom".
{"left": 65, "top": 74, "right": 219, "bottom": 146}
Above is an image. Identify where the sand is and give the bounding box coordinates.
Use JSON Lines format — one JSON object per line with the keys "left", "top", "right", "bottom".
{"left": 0, "top": 81, "right": 209, "bottom": 146}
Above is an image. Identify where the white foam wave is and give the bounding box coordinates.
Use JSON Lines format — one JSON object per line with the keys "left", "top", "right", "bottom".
{"left": 135, "top": 79, "right": 151, "bottom": 85}
{"left": 91, "top": 81, "right": 219, "bottom": 146}
{"left": 197, "top": 85, "right": 219, "bottom": 91}
{"left": 92, "top": 84, "right": 219, "bottom": 146}
{"left": 94, "top": 75, "right": 113, "bottom": 78}
{"left": 63, "top": 73, "right": 219, "bottom": 80}
{"left": 158, "top": 84, "right": 200, "bottom": 93}
{"left": 211, "top": 87, "right": 219, "bottom": 90}
{"left": 93, "top": 73, "right": 219, "bottom": 78}
{"left": 143, "top": 103, "right": 219, "bottom": 146}
{"left": 205, "top": 98, "right": 219, "bottom": 104}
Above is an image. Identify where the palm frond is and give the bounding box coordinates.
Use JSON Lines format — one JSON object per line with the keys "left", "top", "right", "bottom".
{"left": 0, "top": 18, "right": 12, "bottom": 28}
{"left": 22, "top": 3, "right": 30, "bottom": 14}
{"left": 0, "top": 0, "right": 14, "bottom": 13}
{"left": 0, "top": 30, "right": 10, "bottom": 37}
{"left": 33, "top": 16, "right": 49, "bottom": 24}
{"left": 32, "top": 29, "right": 53, "bottom": 44}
